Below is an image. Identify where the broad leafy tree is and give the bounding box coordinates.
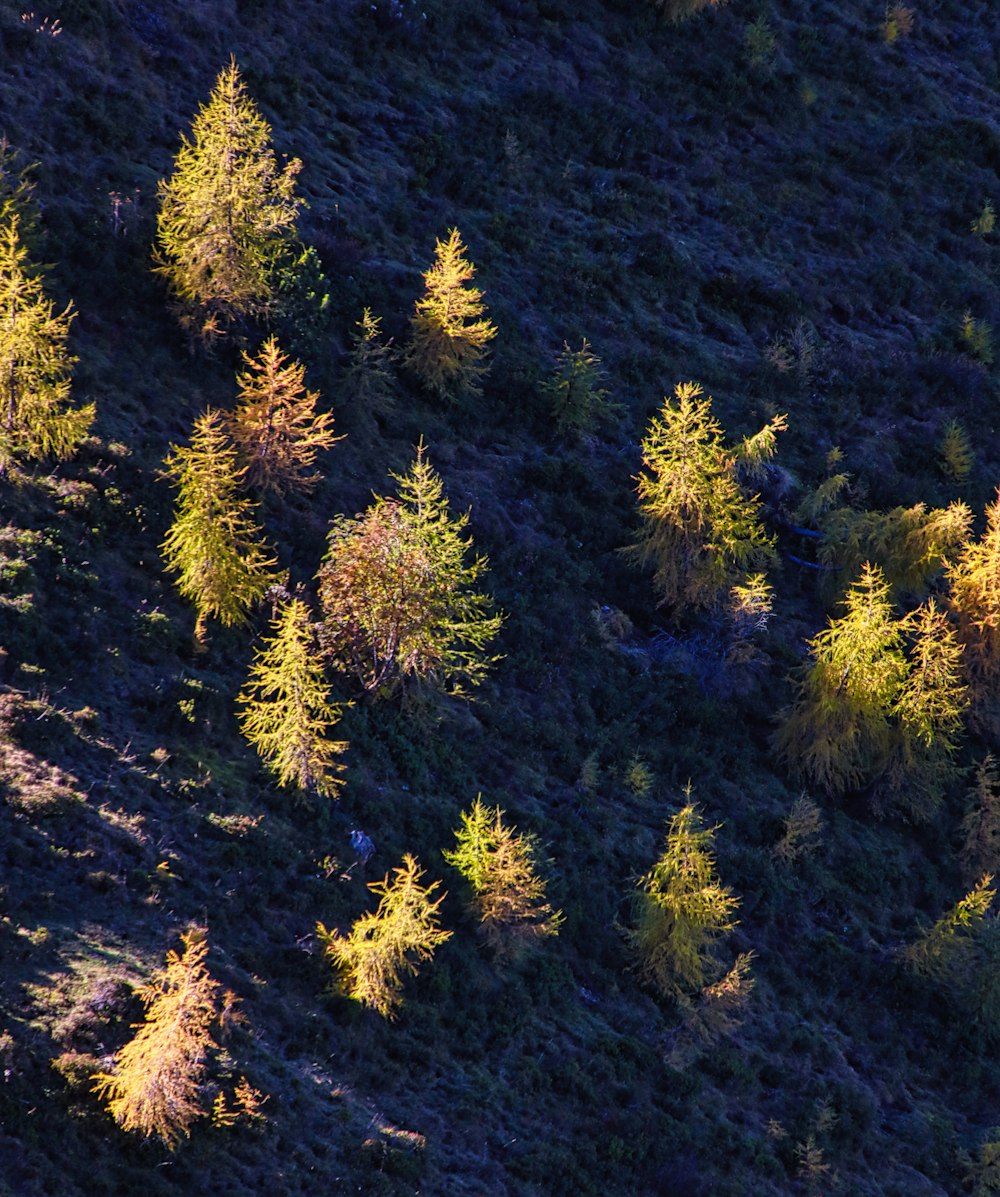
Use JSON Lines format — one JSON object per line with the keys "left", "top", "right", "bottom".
{"left": 161, "top": 409, "right": 278, "bottom": 642}
{"left": 228, "top": 336, "right": 339, "bottom": 494}
{"left": 0, "top": 214, "right": 92, "bottom": 472}
{"left": 630, "top": 381, "right": 785, "bottom": 615}
{"left": 317, "top": 442, "right": 502, "bottom": 698}
{"left": 404, "top": 228, "right": 496, "bottom": 401}
{"left": 154, "top": 58, "right": 302, "bottom": 338}
{"left": 237, "top": 596, "right": 347, "bottom": 797}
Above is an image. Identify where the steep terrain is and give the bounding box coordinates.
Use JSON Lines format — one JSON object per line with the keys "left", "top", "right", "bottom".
{"left": 3, "top": 0, "right": 1000, "bottom": 1193}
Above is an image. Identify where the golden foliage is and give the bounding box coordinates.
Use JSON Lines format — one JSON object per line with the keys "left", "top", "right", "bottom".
{"left": 404, "top": 228, "right": 496, "bottom": 401}
{"left": 91, "top": 931, "right": 220, "bottom": 1149}
{"left": 228, "top": 336, "right": 340, "bottom": 494}
{"left": 318, "top": 855, "right": 451, "bottom": 1019}
{"left": 444, "top": 796, "right": 562, "bottom": 958}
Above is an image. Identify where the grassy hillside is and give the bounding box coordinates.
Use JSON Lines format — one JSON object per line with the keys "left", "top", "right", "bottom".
{"left": 3, "top": 0, "right": 1000, "bottom": 1193}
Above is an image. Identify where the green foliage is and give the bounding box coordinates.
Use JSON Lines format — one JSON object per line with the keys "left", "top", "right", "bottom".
{"left": 443, "top": 796, "right": 562, "bottom": 958}
{"left": 237, "top": 597, "right": 348, "bottom": 797}
{"left": 342, "top": 307, "right": 397, "bottom": 427}
{"left": 0, "top": 214, "right": 93, "bottom": 471}
{"left": 403, "top": 228, "right": 496, "bottom": 402}
{"left": 543, "top": 338, "right": 610, "bottom": 438}
{"left": 939, "top": 420, "right": 973, "bottom": 484}
{"left": 628, "top": 799, "right": 740, "bottom": 1000}
{"left": 629, "top": 381, "right": 785, "bottom": 616}
{"left": 947, "top": 493, "right": 1000, "bottom": 686}
{"left": 91, "top": 931, "right": 221, "bottom": 1149}
{"left": 744, "top": 17, "right": 777, "bottom": 71}
{"left": 317, "top": 442, "right": 502, "bottom": 698}
{"left": 317, "top": 854, "right": 451, "bottom": 1019}
{"left": 154, "top": 57, "right": 302, "bottom": 339}
{"left": 227, "top": 336, "right": 340, "bottom": 494}
{"left": 776, "top": 565, "right": 968, "bottom": 809}
{"left": 160, "top": 409, "right": 279, "bottom": 642}
{"left": 817, "top": 500, "right": 972, "bottom": 602}
{"left": 961, "top": 757, "right": 1000, "bottom": 884}
{"left": 905, "top": 875, "right": 994, "bottom": 989}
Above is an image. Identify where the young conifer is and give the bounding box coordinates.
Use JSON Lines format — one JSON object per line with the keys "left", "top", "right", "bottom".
{"left": 947, "top": 492, "right": 1000, "bottom": 686}
{"left": 161, "top": 409, "right": 278, "bottom": 642}
{"left": 961, "top": 757, "right": 1000, "bottom": 884}
{"left": 444, "top": 796, "right": 561, "bottom": 957}
{"left": 544, "top": 338, "right": 610, "bottom": 439}
{"left": 342, "top": 307, "right": 396, "bottom": 428}
{"left": 228, "top": 336, "right": 340, "bottom": 494}
{"left": 317, "top": 855, "right": 451, "bottom": 1019}
{"left": 629, "top": 381, "right": 785, "bottom": 615}
{"left": 317, "top": 442, "right": 501, "bottom": 698}
{"left": 0, "top": 214, "right": 93, "bottom": 472}
{"left": 905, "top": 875, "right": 995, "bottom": 988}
{"left": 404, "top": 228, "right": 496, "bottom": 401}
{"left": 237, "top": 597, "right": 347, "bottom": 797}
{"left": 154, "top": 58, "right": 302, "bottom": 338}
{"left": 628, "top": 799, "right": 740, "bottom": 1000}
{"left": 91, "top": 930, "right": 221, "bottom": 1149}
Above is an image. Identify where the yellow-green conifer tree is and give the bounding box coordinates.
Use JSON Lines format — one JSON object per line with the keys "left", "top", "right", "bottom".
{"left": 444, "top": 796, "right": 561, "bottom": 957}
{"left": 404, "top": 228, "right": 496, "bottom": 401}
{"left": 630, "top": 381, "right": 785, "bottom": 615}
{"left": 237, "top": 597, "right": 347, "bottom": 797}
{"left": 154, "top": 58, "right": 302, "bottom": 338}
{"left": 628, "top": 799, "right": 740, "bottom": 999}
{"left": 0, "top": 214, "right": 93, "bottom": 472}
{"left": 317, "top": 855, "right": 451, "bottom": 1018}
{"left": 228, "top": 336, "right": 339, "bottom": 494}
{"left": 161, "top": 409, "right": 278, "bottom": 642}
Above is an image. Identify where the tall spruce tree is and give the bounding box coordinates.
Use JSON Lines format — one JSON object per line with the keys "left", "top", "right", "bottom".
{"left": 404, "top": 228, "right": 496, "bottom": 401}
{"left": 630, "top": 381, "right": 785, "bottom": 615}
{"left": 237, "top": 597, "right": 347, "bottom": 797}
{"left": 0, "top": 214, "right": 93, "bottom": 472}
{"left": 154, "top": 58, "right": 302, "bottom": 338}
{"left": 161, "top": 409, "right": 278, "bottom": 642}
{"left": 228, "top": 336, "right": 339, "bottom": 494}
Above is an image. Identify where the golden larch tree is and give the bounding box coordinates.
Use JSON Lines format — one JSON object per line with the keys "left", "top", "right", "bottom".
{"left": 92, "top": 931, "right": 221, "bottom": 1149}
{"left": 404, "top": 228, "right": 496, "bottom": 401}
{"left": 317, "top": 854, "right": 451, "bottom": 1019}
{"left": 228, "top": 336, "right": 340, "bottom": 494}
{"left": 237, "top": 596, "right": 347, "bottom": 797}
{"left": 161, "top": 408, "right": 279, "bottom": 642}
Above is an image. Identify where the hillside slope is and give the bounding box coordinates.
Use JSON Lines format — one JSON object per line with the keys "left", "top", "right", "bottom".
{"left": 3, "top": 1, "right": 1000, "bottom": 1194}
